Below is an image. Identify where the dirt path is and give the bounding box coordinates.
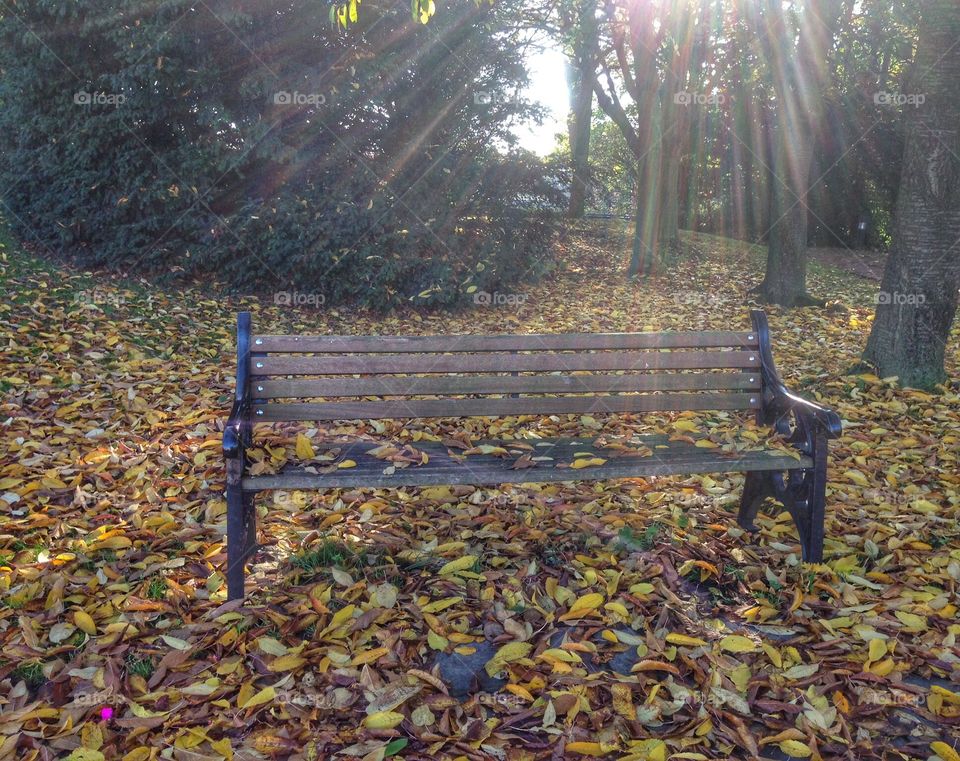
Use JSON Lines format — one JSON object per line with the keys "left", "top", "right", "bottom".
{"left": 808, "top": 246, "right": 886, "bottom": 281}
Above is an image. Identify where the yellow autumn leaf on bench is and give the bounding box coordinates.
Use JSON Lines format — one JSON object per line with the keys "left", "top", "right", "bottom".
{"left": 337, "top": 459, "right": 356, "bottom": 468}
{"left": 295, "top": 434, "right": 315, "bottom": 460}
{"left": 571, "top": 457, "right": 607, "bottom": 469}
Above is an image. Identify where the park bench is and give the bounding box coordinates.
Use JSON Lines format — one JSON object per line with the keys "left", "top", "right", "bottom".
{"left": 222, "top": 310, "right": 841, "bottom": 600}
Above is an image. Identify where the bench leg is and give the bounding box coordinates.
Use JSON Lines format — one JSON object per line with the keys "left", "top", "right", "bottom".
{"left": 243, "top": 490, "right": 258, "bottom": 563}
{"left": 226, "top": 482, "right": 246, "bottom": 601}
{"left": 737, "top": 470, "right": 774, "bottom": 532}
{"left": 737, "top": 432, "right": 828, "bottom": 563}
{"left": 797, "top": 432, "right": 827, "bottom": 563}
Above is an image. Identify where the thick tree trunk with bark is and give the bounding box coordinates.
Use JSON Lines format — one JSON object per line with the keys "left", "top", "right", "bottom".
{"left": 759, "top": 126, "right": 818, "bottom": 305}
{"left": 861, "top": 0, "right": 960, "bottom": 389}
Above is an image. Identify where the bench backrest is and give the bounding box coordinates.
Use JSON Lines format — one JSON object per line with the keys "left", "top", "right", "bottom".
{"left": 235, "top": 313, "right": 763, "bottom": 422}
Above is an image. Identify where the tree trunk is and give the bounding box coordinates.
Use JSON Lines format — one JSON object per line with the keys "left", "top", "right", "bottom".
{"left": 861, "top": 0, "right": 960, "bottom": 389}
{"left": 758, "top": 124, "right": 817, "bottom": 305}
{"left": 566, "top": 0, "right": 597, "bottom": 219}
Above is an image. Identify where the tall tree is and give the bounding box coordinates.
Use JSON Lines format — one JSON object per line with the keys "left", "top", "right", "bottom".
{"left": 861, "top": 0, "right": 960, "bottom": 388}
{"left": 593, "top": 0, "right": 705, "bottom": 277}
{"left": 563, "top": 0, "right": 599, "bottom": 218}
{"left": 749, "top": 0, "right": 843, "bottom": 306}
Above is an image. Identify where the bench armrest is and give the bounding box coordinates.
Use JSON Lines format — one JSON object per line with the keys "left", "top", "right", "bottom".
{"left": 766, "top": 382, "right": 842, "bottom": 439}
{"left": 223, "top": 399, "right": 251, "bottom": 458}
{"left": 224, "top": 311, "right": 254, "bottom": 460}
{"left": 751, "top": 310, "right": 842, "bottom": 441}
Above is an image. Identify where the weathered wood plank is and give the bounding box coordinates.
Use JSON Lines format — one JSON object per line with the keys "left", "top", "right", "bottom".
{"left": 252, "top": 372, "right": 763, "bottom": 399}
{"left": 252, "top": 331, "right": 758, "bottom": 354}
{"left": 241, "top": 437, "right": 809, "bottom": 490}
{"left": 252, "top": 392, "right": 760, "bottom": 420}
{"left": 250, "top": 351, "right": 761, "bottom": 376}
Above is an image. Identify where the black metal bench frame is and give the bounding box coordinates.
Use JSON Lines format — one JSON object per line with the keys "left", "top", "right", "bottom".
{"left": 222, "top": 310, "right": 841, "bottom": 601}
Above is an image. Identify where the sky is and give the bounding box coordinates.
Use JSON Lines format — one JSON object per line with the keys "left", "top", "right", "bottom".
{"left": 514, "top": 44, "right": 570, "bottom": 156}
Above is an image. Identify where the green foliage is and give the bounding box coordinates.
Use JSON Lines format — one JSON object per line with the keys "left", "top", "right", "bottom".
{"left": 0, "top": 0, "right": 558, "bottom": 308}
{"left": 12, "top": 661, "right": 46, "bottom": 689}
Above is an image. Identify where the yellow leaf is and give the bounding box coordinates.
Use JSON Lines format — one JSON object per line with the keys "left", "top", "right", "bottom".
{"left": 559, "top": 592, "right": 604, "bottom": 620}
{"left": 894, "top": 611, "right": 927, "bottom": 631}
{"left": 295, "top": 434, "right": 315, "bottom": 460}
{"left": 121, "top": 750, "right": 152, "bottom": 761}
{"left": 505, "top": 684, "right": 534, "bottom": 702}
{"left": 540, "top": 648, "right": 582, "bottom": 663}
{"left": 694, "top": 439, "right": 719, "bottom": 448}
{"left": 867, "top": 639, "right": 886, "bottom": 662}
{"left": 439, "top": 556, "right": 477, "bottom": 575}
{"left": 240, "top": 686, "right": 276, "bottom": 709}
{"left": 719, "top": 635, "right": 758, "bottom": 653}
{"left": 779, "top": 740, "right": 813, "bottom": 758}
{"left": 868, "top": 657, "right": 896, "bottom": 677}
{"left": 337, "top": 459, "right": 356, "bottom": 469}
{"left": 571, "top": 457, "right": 607, "bottom": 469}
{"left": 666, "top": 633, "right": 707, "bottom": 647}
{"left": 420, "top": 597, "right": 462, "bottom": 613}
{"left": 81, "top": 723, "right": 103, "bottom": 751}
{"left": 268, "top": 655, "right": 307, "bottom": 672}
{"left": 843, "top": 469, "right": 869, "bottom": 486}
{"left": 364, "top": 711, "right": 404, "bottom": 729}
{"left": 329, "top": 604, "right": 356, "bottom": 628}
{"left": 566, "top": 742, "right": 608, "bottom": 757}
{"left": 484, "top": 641, "right": 533, "bottom": 677}
{"left": 932, "top": 741, "right": 960, "bottom": 761}
{"left": 611, "top": 683, "right": 635, "bottom": 720}
{"left": 65, "top": 751, "right": 106, "bottom": 761}
{"left": 351, "top": 647, "right": 389, "bottom": 665}
{"left": 74, "top": 610, "right": 97, "bottom": 636}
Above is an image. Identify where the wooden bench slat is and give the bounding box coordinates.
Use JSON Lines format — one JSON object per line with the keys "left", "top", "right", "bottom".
{"left": 250, "top": 350, "right": 761, "bottom": 376}
{"left": 241, "top": 437, "right": 809, "bottom": 490}
{"left": 252, "top": 331, "right": 758, "bottom": 353}
{"left": 253, "top": 392, "right": 760, "bottom": 421}
{"left": 253, "top": 372, "right": 763, "bottom": 399}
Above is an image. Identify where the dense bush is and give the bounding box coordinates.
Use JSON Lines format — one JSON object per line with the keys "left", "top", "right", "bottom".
{"left": 0, "top": 0, "right": 560, "bottom": 308}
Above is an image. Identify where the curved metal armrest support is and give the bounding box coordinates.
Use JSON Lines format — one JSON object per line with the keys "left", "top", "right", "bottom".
{"left": 223, "top": 399, "right": 250, "bottom": 459}
{"left": 768, "top": 388, "right": 842, "bottom": 439}
{"left": 224, "top": 312, "right": 254, "bottom": 460}
{"left": 751, "top": 310, "right": 842, "bottom": 443}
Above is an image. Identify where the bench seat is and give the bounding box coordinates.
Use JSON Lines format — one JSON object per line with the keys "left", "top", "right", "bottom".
{"left": 222, "top": 310, "right": 841, "bottom": 601}
{"left": 242, "top": 435, "right": 812, "bottom": 490}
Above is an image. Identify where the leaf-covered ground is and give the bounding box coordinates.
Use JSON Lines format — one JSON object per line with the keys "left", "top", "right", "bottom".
{"left": 1, "top": 225, "right": 958, "bottom": 761}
